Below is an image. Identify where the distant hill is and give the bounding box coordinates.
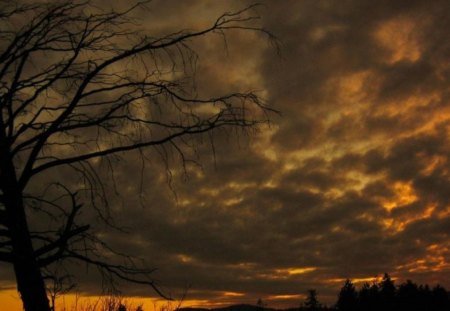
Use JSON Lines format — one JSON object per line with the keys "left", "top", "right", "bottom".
{"left": 178, "top": 304, "right": 314, "bottom": 311}
{"left": 179, "top": 304, "right": 277, "bottom": 311}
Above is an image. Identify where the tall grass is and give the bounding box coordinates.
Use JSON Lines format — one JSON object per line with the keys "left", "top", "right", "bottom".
{"left": 56, "top": 295, "right": 144, "bottom": 311}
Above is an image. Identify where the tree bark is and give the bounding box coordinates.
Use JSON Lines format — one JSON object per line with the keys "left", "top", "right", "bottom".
{"left": 0, "top": 143, "right": 50, "bottom": 311}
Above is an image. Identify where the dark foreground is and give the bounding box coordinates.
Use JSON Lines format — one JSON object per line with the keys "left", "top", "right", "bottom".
{"left": 179, "top": 274, "right": 450, "bottom": 311}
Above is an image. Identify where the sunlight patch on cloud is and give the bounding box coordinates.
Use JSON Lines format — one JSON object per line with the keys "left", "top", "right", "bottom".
{"left": 325, "top": 276, "right": 385, "bottom": 284}
{"left": 396, "top": 243, "right": 450, "bottom": 273}
{"left": 275, "top": 267, "right": 317, "bottom": 276}
{"left": 176, "top": 254, "right": 195, "bottom": 263}
{"left": 437, "top": 206, "right": 450, "bottom": 219}
{"left": 344, "top": 171, "right": 375, "bottom": 192}
{"left": 222, "top": 291, "right": 245, "bottom": 297}
{"left": 374, "top": 16, "right": 423, "bottom": 64}
{"left": 249, "top": 267, "right": 318, "bottom": 281}
{"left": 227, "top": 181, "right": 258, "bottom": 191}
{"left": 268, "top": 294, "right": 303, "bottom": 300}
{"left": 374, "top": 93, "right": 441, "bottom": 122}
{"left": 382, "top": 181, "right": 417, "bottom": 212}
{"left": 382, "top": 204, "right": 436, "bottom": 234}
{"left": 224, "top": 197, "right": 244, "bottom": 207}
{"left": 192, "top": 103, "right": 222, "bottom": 116}
{"left": 332, "top": 70, "right": 375, "bottom": 104}
{"left": 287, "top": 267, "right": 318, "bottom": 275}
{"left": 421, "top": 155, "right": 447, "bottom": 176}
{"left": 251, "top": 124, "right": 280, "bottom": 162}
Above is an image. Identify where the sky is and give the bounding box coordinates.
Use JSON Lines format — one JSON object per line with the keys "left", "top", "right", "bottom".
{"left": 1, "top": 0, "right": 450, "bottom": 309}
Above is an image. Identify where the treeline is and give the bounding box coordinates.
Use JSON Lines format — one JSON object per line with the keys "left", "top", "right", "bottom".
{"left": 299, "top": 273, "right": 450, "bottom": 311}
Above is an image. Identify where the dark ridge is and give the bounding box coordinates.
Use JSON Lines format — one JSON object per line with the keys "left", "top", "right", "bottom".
{"left": 179, "top": 305, "right": 277, "bottom": 311}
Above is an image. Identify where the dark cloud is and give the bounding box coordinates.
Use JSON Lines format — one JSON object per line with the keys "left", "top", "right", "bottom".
{"left": 94, "top": 0, "right": 450, "bottom": 304}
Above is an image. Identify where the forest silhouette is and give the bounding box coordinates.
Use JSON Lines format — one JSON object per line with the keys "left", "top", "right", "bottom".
{"left": 180, "top": 274, "right": 450, "bottom": 311}
{"left": 331, "top": 273, "right": 450, "bottom": 311}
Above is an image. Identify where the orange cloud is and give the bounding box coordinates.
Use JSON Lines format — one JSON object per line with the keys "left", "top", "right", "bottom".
{"left": 374, "top": 16, "right": 423, "bottom": 64}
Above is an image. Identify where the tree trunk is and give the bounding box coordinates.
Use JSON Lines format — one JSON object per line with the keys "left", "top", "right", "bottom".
{"left": 9, "top": 204, "right": 51, "bottom": 311}
{"left": 0, "top": 147, "right": 50, "bottom": 311}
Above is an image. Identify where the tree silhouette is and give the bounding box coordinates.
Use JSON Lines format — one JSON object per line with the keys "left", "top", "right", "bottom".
{"left": 336, "top": 279, "right": 357, "bottom": 311}
{"left": 397, "top": 279, "right": 420, "bottom": 311}
{"left": 431, "top": 284, "right": 450, "bottom": 311}
{"left": 303, "top": 289, "right": 321, "bottom": 310}
{"left": 379, "top": 273, "right": 395, "bottom": 311}
{"left": 0, "top": 1, "right": 275, "bottom": 310}
{"left": 357, "top": 282, "right": 379, "bottom": 311}
{"left": 257, "top": 297, "right": 268, "bottom": 311}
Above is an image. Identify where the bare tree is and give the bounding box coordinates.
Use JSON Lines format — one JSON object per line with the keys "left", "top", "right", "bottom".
{"left": 47, "top": 269, "right": 76, "bottom": 311}
{"left": 0, "top": 1, "right": 275, "bottom": 310}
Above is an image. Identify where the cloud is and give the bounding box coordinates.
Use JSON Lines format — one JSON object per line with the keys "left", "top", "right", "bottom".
{"left": 76, "top": 0, "right": 450, "bottom": 304}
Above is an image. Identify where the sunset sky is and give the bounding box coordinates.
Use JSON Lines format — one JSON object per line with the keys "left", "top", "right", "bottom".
{"left": 1, "top": 0, "right": 450, "bottom": 310}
